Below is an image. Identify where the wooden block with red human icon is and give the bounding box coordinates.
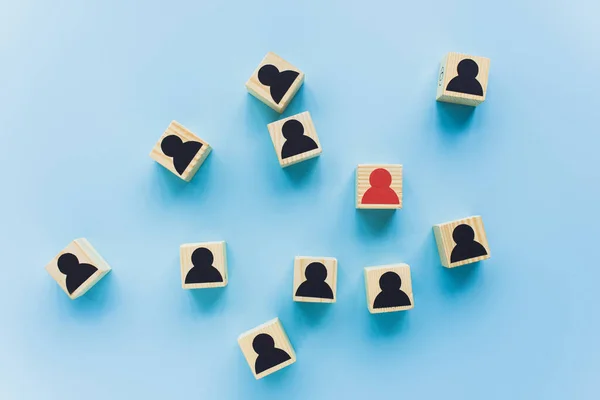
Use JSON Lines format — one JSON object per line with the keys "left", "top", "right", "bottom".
{"left": 355, "top": 164, "right": 403, "bottom": 209}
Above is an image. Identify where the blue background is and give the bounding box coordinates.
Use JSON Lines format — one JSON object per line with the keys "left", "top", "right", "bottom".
{"left": 1, "top": 0, "right": 599, "bottom": 399}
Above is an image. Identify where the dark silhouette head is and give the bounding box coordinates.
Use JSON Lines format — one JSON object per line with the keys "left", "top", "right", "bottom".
{"left": 305, "top": 262, "right": 327, "bottom": 282}
{"left": 161, "top": 135, "right": 183, "bottom": 157}
{"left": 281, "top": 119, "right": 304, "bottom": 140}
{"left": 258, "top": 64, "right": 280, "bottom": 86}
{"left": 191, "top": 247, "right": 214, "bottom": 268}
{"left": 252, "top": 333, "right": 275, "bottom": 354}
{"left": 457, "top": 59, "right": 479, "bottom": 79}
{"left": 453, "top": 224, "right": 475, "bottom": 245}
{"left": 379, "top": 271, "right": 401, "bottom": 291}
{"left": 369, "top": 168, "right": 392, "bottom": 188}
{"left": 57, "top": 253, "right": 79, "bottom": 275}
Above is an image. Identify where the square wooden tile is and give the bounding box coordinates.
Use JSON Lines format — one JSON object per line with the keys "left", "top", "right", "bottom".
{"left": 45, "top": 238, "right": 112, "bottom": 299}
{"left": 238, "top": 318, "right": 296, "bottom": 379}
{"left": 436, "top": 52, "right": 490, "bottom": 106}
{"left": 150, "top": 120, "right": 212, "bottom": 182}
{"left": 246, "top": 52, "right": 304, "bottom": 113}
{"left": 364, "top": 264, "right": 414, "bottom": 314}
{"left": 180, "top": 241, "right": 227, "bottom": 289}
{"left": 433, "top": 215, "right": 491, "bottom": 268}
{"left": 292, "top": 256, "right": 337, "bottom": 303}
{"left": 267, "top": 111, "right": 322, "bottom": 167}
{"left": 356, "top": 164, "right": 403, "bottom": 209}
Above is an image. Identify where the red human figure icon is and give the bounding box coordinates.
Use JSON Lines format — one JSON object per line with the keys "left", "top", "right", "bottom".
{"left": 361, "top": 168, "right": 400, "bottom": 205}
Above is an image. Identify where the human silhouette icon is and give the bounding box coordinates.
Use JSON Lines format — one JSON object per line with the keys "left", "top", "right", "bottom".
{"left": 184, "top": 247, "right": 223, "bottom": 284}
{"left": 450, "top": 224, "right": 488, "bottom": 263}
{"left": 361, "top": 168, "right": 400, "bottom": 204}
{"left": 258, "top": 64, "right": 299, "bottom": 104}
{"left": 160, "top": 135, "right": 203, "bottom": 176}
{"left": 446, "top": 59, "right": 484, "bottom": 96}
{"left": 252, "top": 333, "right": 291, "bottom": 374}
{"left": 280, "top": 119, "right": 318, "bottom": 159}
{"left": 295, "top": 262, "right": 334, "bottom": 299}
{"left": 56, "top": 253, "right": 98, "bottom": 295}
{"left": 373, "top": 271, "right": 411, "bottom": 309}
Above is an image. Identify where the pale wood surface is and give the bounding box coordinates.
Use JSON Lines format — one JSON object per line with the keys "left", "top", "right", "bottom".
{"left": 45, "top": 238, "right": 112, "bottom": 300}
{"left": 245, "top": 52, "right": 304, "bottom": 113}
{"left": 356, "top": 164, "right": 403, "bottom": 209}
{"left": 267, "top": 111, "right": 322, "bottom": 168}
{"left": 238, "top": 318, "right": 297, "bottom": 379}
{"left": 180, "top": 241, "right": 227, "bottom": 289}
{"left": 436, "top": 52, "right": 490, "bottom": 106}
{"left": 292, "top": 256, "right": 337, "bottom": 303}
{"left": 433, "top": 215, "right": 491, "bottom": 268}
{"left": 149, "top": 120, "right": 212, "bottom": 182}
{"left": 364, "top": 264, "right": 414, "bottom": 314}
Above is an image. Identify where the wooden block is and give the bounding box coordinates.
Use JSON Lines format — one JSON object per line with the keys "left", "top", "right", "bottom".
{"left": 45, "top": 238, "right": 112, "bottom": 299}
{"left": 267, "top": 111, "right": 322, "bottom": 167}
{"left": 292, "top": 256, "right": 337, "bottom": 303}
{"left": 433, "top": 215, "right": 491, "bottom": 268}
{"left": 246, "top": 52, "right": 304, "bottom": 113}
{"left": 356, "top": 164, "right": 403, "bottom": 209}
{"left": 364, "top": 264, "right": 414, "bottom": 314}
{"left": 150, "top": 121, "right": 212, "bottom": 182}
{"left": 180, "top": 241, "right": 227, "bottom": 289}
{"left": 436, "top": 52, "right": 490, "bottom": 106}
{"left": 238, "top": 318, "right": 296, "bottom": 379}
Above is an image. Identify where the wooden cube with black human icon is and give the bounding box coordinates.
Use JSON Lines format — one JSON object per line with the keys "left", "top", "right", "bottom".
{"left": 267, "top": 111, "right": 322, "bottom": 167}
{"left": 180, "top": 241, "right": 228, "bottom": 289}
{"left": 356, "top": 164, "right": 403, "bottom": 209}
{"left": 364, "top": 264, "right": 414, "bottom": 314}
{"left": 433, "top": 215, "right": 491, "bottom": 268}
{"left": 293, "top": 256, "right": 337, "bottom": 303}
{"left": 436, "top": 52, "right": 490, "bottom": 106}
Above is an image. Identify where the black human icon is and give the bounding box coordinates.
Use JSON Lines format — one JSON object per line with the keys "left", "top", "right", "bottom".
{"left": 450, "top": 224, "right": 488, "bottom": 263}
{"left": 185, "top": 247, "right": 223, "bottom": 284}
{"left": 252, "top": 333, "right": 291, "bottom": 374}
{"left": 280, "top": 119, "right": 318, "bottom": 159}
{"left": 257, "top": 64, "right": 299, "bottom": 104}
{"left": 373, "top": 271, "right": 411, "bottom": 309}
{"left": 295, "top": 262, "right": 334, "bottom": 300}
{"left": 160, "top": 135, "right": 203, "bottom": 175}
{"left": 446, "top": 59, "right": 484, "bottom": 96}
{"left": 56, "top": 253, "right": 98, "bottom": 295}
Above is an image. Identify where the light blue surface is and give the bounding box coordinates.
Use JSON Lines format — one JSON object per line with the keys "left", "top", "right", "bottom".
{"left": 1, "top": 1, "right": 599, "bottom": 399}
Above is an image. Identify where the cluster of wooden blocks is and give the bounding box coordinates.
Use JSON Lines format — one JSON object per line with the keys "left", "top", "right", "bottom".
{"left": 45, "top": 51, "right": 493, "bottom": 379}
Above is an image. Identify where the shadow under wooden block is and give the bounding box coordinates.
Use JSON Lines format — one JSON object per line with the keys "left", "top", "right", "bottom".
{"left": 180, "top": 241, "right": 228, "bottom": 289}
{"left": 436, "top": 52, "right": 490, "bottom": 107}
{"left": 238, "top": 318, "right": 296, "bottom": 379}
{"left": 292, "top": 256, "right": 337, "bottom": 303}
{"left": 150, "top": 120, "right": 212, "bottom": 182}
{"left": 364, "top": 264, "right": 414, "bottom": 314}
{"left": 246, "top": 52, "right": 304, "bottom": 113}
{"left": 433, "top": 215, "right": 491, "bottom": 268}
{"left": 267, "top": 111, "right": 322, "bottom": 168}
{"left": 356, "top": 164, "right": 402, "bottom": 209}
{"left": 45, "top": 238, "right": 112, "bottom": 300}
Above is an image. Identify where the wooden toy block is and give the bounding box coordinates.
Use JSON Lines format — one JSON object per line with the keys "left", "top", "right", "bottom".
{"left": 356, "top": 164, "right": 403, "bottom": 209}
{"left": 267, "top": 111, "right": 322, "bottom": 167}
{"left": 246, "top": 52, "right": 304, "bottom": 113}
{"left": 433, "top": 215, "right": 490, "bottom": 268}
{"left": 150, "top": 120, "right": 212, "bottom": 182}
{"left": 238, "top": 318, "right": 296, "bottom": 379}
{"left": 180, "top": 241, "right": 227, "bottom": 289}
{"left": 45, "top": 238, "right": 112, "bottom": 300}
{"left": 436, "top": 52, "right": 490, "bottom": 106}
{"left": 364, "top": 264, "right": 414, "bottom": 314}
{"left": 292, "top": 256, "right": 337, "bottom": 303}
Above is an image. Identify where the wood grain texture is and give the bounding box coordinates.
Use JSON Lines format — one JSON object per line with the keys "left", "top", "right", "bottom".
{"left": 245, "top": 52, "right": 304, "bottom": 113}
{"left": 180, "top": 241, "right": 227, "bottom": 289}
{"left": 436, "top": 52, "right": 490, "bottom": 106}
{"left": 267, "top": 111, "right": 322, "bottom": 167}
{"left": 292, "top": 256, "right": 337, "bottom": 303}
{"left": 433, "top": 215, "right": 491, "bottom": 268}
{"left": 238, "top": 318, "right": 296, "bottom": 380}
{"left": 149, "top": 120, "right": 212, "bottom": 182}
{"left": 45, "top": 238, "right": 112, "bottom": 300}
{"left": 364, "top": 264, "right": 414, "bottom": 314}
{"left": 355, "top": 164, "right": 403, "bottom": 209}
